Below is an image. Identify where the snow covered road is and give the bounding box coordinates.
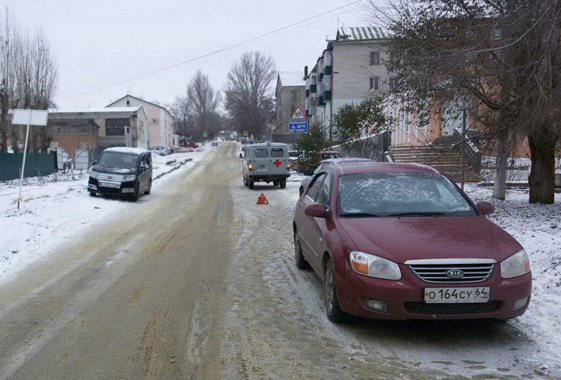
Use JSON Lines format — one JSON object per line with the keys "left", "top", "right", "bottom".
{"left": 0, "top": 142, "right": 559, "bottom": 379}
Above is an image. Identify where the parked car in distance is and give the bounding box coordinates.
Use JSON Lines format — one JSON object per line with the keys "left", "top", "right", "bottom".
{"left": 318, "top": 150, "right": 342, "bottom": 160}
{"left": 288, "top": 150, "right": 299, "bottom": 172}
{"left": 211, "top": 141, "right": 219, "bottom": 146}
{"left": 150, "top": 146, "right": 170, "bottom": 156}
{"left": 88, "top": 147, "right": 152, "bottom": 202}
{"left": 299, "top": 150, "right": 343, "bottom": 173}
{"left": 242, "top": 142, "right": 291, "bottom": 189}
{"left": 186, "top": 141, "right": 199, "bottom": 149}
{"left": 299, "top": 158, "right": 375, "bottom": 195}
{"left": 293, "top": 162, "right": 531, "bottom": 322}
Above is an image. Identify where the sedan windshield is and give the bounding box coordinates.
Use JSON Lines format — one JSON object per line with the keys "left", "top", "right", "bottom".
{"left": 338, "top": 172, "right": 476, "bottom": 217}
{"left": 98, "top": 152, "right": 139, "bottom": 169}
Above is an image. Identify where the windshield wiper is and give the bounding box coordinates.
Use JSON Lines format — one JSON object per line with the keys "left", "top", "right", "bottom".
{"left": 340, "top": 212, "right": 381, "bottom": 218}
{"left": 387, "top": 212, "right": 446, "bottom": 217}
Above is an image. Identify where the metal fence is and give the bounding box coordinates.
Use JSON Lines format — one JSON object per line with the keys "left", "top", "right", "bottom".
{"left": 0, "top": 151, "right": 57, "bottom": 181}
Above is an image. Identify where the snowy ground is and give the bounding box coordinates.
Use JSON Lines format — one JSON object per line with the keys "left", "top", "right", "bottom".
{"left": 0, "top": 146, "right": 211, "bottom": 284}
{"left": 464, "top": 184, "right": 561, "bottom": 369}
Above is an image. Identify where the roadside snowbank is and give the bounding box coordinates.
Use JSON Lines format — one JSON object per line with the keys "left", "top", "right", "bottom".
{"left": 0, "top": 147, "right": 211, "bottom": 284}
{"left": 465, "top": 184, "right": 561, "bottom": 367}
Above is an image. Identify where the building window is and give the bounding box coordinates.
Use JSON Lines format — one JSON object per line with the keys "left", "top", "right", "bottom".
{"left": 390, "top": 52, "right": 398, "bottom": 64}
{"left": 370, "top": 77, "right": 379, "bottom": 90}
{"left": 370, "top": 51, "right": 380, "bottom": 65}
{"left": 105, "top": 118, "right": 129, "bottom": 136}
{"left": 389, "top": 78, "right": 397, "bottom": 91}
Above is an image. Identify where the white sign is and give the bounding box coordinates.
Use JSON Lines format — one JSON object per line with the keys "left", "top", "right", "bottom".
{"left": 12, "top": 109, "right": 49, "bottom": 126}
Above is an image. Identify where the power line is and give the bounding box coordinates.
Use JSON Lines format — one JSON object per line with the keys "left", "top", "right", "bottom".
{"left": 55, "top": 0, "right": 363, "bottom": 101}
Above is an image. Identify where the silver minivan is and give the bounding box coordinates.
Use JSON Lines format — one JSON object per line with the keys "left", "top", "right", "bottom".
{"left": 242, "top": 142, "right": 291, "bottom": 189}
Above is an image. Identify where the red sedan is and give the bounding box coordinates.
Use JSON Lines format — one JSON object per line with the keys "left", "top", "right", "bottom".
{"left": 293, "top": 162, "right": 531, "bottom": 322}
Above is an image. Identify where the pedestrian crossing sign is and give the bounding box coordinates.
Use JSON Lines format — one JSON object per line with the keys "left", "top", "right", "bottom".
{"left": 291, "top": 107, "right": 305, "bottom": 120}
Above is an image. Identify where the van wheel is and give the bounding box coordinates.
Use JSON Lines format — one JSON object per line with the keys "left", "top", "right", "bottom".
{"left": 280, "top": 179, "right": 287, "bottom": 189}
{"left": 144, "top": 179, "right": 152, "bottom": 195}
{"left": 243, "top": 176, "right": 248, "bottom": 187}
{"left": 131, "top": 182, "right": 139, "bottom": 202}
{"left": 325, "top": 258, "right": 346, "bottom": 323}
{"left": 249, "top": 179, "right": 254, "bottom": 189}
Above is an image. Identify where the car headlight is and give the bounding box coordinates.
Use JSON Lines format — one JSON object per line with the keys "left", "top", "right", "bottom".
{"left": 350, "top": 251, "right": 401, "bottom": 280}
{"left": 123, "top": 174, "right": 136, "bottom": 182}
{"left": 501, "top": 249, "right": 531, "bottom": 279}
{"left": 90, "top": 171, "right": 99, "bottom": 179}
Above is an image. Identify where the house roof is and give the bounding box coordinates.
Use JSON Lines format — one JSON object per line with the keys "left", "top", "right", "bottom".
{"left": 336, "top": 26, "right": 390, "bottom": 41}
{"left": 107, "top": 95, "right": 171, "bottom": 114}
{"left": 277, "top": 72, "right": 305, "bottom": 87}
{"left": 49, "top": 106, "right": 143, "bottom": 114}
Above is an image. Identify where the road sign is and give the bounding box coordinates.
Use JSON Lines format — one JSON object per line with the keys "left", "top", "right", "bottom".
{"left": 243, "top": 130, "right": 248, "bottom": 137}
{"left": 203, "top": 131, "right": 208, "bottom": 138}
{"left": 289, "top": 120, "right": 308, "bottom": 133}
{"left": 291, "top": 107, "right": 306, "bottom": 120}
{"left": 257, "top": 193, "right": 269, "bottom": 205}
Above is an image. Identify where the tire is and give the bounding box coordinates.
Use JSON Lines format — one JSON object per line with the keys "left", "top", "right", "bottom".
{"left": 144, "top": 179, "right": 152, "bottom": 195}
{"left": 249, "top": 179, "right": 254, "bottom": 189}
{"left": 280, "top": 179, "right": 287, "bottom": 189}
{"left": 294, "top": 231, "right": 309, "bottom": 269}
{"left": 131, "top": 182, "right": 139, "bottom": 202}
{"left": 89, "top": 191, "right": 96, "bottom": 197}
{"left": 325, "top": 259, "right": 346, "bottom": 323}
{"left": 243, "top": 176, "right": 248, "bottom": 187}
{"left": 273, "top": 181, "right": 279, "bottom": 186}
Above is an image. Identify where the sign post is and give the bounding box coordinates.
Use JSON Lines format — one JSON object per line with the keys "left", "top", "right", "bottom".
{"left": 12, "top": 109, "right": 49, "bottom": 209}
{"left": 288, "top": 107, "right": 308, "bottom": 134}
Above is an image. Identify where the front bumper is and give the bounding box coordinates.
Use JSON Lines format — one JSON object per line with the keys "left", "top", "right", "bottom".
{"left": 336, "top": 261, "right": 532, "bottom": 320}
{"left": 88, "top": 178, "right": 136, "bottom": 196}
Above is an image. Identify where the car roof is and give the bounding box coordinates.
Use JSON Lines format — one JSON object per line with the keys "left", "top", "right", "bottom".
{"left": 321, "top": 158, "right": 374, "bottom": 164}
{"left": 248, "top": 142, "right": 288, "bottom": 148}
{"left": 329, "top": 162, "right": 440, "bottom": 176}
{"left": 105, "top": 147, "right": 149, "bottom": 155}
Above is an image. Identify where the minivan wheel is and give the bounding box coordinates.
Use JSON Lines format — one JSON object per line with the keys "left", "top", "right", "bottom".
{"left": 144, "top": 179, "right": 152, "bottom": 195}
{"left": 89, "top": 191, "right": 96, "bottom": 197}
{"left": 131, "top": 182, "right": 140, "bottom": 202}
{"left": 294, "top": 231, "right": 309, "bottom": 269}
{"left": 325, "top": 259, "right": 346, "bottom": 323}
{"left": 280, "top": 179, "right": 287, "bottom": 189}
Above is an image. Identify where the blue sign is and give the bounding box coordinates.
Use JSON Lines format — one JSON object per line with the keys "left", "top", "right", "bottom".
{"left": 289, "top": 120, "right": 308, "bottom": 133}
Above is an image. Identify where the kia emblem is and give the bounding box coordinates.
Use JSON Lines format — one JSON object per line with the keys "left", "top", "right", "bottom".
{"left": 447, "top": 269, "right": 464, "bottom": 279}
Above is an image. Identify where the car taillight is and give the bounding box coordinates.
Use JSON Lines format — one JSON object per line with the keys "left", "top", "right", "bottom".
{"left": 248, "top": 164, "right": 253, "bottom": 171}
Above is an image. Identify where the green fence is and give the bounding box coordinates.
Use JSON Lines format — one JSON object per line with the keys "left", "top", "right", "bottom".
{"left": 0, "top": 151, "right": 57, "bottom": 181}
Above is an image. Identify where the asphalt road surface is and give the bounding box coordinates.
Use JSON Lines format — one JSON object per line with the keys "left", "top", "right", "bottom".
{"left": 0, "top": 142, "right": 558, "bottom": 379}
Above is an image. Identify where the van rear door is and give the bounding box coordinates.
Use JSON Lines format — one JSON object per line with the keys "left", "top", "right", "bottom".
{"left": 269, "top": 147, "right": 289, "bottom": 175}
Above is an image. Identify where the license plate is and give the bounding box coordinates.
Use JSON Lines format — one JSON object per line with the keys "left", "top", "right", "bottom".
{"left": 99, "top": 181, "right": 120, "bottom": 188}
{"left": 424, "top": 287, "right": 490, "bottom": 303}
{"left": 257, "top": 168, "right": 269, "bottom": 173}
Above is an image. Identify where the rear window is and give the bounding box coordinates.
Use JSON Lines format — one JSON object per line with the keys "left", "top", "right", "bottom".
{"left": 271, "top": 148, "right": 284, "bottom": 157}
{"left": 255, "top": 149, "right": 269, "bottom": 158}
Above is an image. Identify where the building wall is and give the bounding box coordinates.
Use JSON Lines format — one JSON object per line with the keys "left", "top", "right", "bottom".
{"left": 275, "top": 85, "right": 305, "bottom": 134}
{"left": 50, "top": 133, "right": 99, "bottom": 158}
{"left": 109, "top": 96, "right": 174, "bottom": 148}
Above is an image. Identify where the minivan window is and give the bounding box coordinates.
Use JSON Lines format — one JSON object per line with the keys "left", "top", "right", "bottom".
{"left": 271, "top": 148, "right": 284, "bottom": 157}
{"left": 98, "top": 152, "right": 139, "bottom": 169}
{"left": 255, "top": 149, "right": 269, "bottom": 158}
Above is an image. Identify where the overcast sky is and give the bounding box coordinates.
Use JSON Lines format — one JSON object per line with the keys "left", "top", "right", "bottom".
{"left": 3, "top": 0, "right": 368, "bottom": 110}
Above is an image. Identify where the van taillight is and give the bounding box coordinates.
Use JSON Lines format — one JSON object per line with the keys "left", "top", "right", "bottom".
{"left": 286, "top": 164, "right": 290, "bottom": 170}
{"left": 248, "top": 164, "right": 253, "bottom": 171}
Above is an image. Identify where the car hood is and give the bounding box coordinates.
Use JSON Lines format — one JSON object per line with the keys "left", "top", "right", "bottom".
{"left": 338, "top": 216, "right": 522, "bottom": 264}
{"left": 92, "top": 167, "right": 135, "bottom": 175}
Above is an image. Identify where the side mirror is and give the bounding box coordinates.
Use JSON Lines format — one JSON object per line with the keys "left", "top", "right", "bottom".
{"left": 304, "top": 171, "right": 312, "bottom": 176}
{"left": 92, "top": 160, "right": 97, "bottom": 166}
{"left": 305, "top": 204, "right": 328, "bottom": 218}
{"left": 477, "top": 201, "right": 495, "bottom": 216}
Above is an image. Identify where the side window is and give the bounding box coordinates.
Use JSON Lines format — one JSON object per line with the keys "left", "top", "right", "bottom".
{"left": 255, "top": 149, "right": 268, "bottom": 158}
{"left": 313, "top": 163, "right": 323, "bottom": 175}
{"left": 317, "top": 171, "right": 332, "bottom": 207}
{"left": 306, "top": 173, "right": 326, "bottom": 202}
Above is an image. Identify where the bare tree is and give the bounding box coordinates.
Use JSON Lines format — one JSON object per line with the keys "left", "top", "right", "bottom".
{"left": 224, "top": 52, "right": 275, "bottom": 140}
{"left": 185, "top": 70, "right": 220, "bottom": 136}
{"left": 370, "top": 0, "right": 561, "bottom": 204}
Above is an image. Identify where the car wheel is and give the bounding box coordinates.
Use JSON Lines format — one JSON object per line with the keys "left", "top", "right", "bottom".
{"left": 159, "top": 153, "right": 164, "bottom": 156}
{"left": 89, "top": 191, "right": 96, "bottom": 197}
{"left": 325, "top": 258, "right": 346, "bottom": 323}
{"left": 249, "top": 179, "right": 254, "bottom": 189}
{"left": 144, "top": 179, "right": 152, "bottom": 195}
{"left": 131, "top": 182, "right": 139, "bottom": 202}
{"left": 280, "top": 179, "right": 287, "bottom": 189}
{"left": 294, "top": 231, "right": 309, "bottom": 269}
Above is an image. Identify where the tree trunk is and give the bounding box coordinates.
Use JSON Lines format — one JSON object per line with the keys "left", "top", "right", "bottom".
{"left": 493, "top": 134, "right": 509, "bottom": 200}
{"left": 528, "top": 129, "right": 556, "bottom": 204}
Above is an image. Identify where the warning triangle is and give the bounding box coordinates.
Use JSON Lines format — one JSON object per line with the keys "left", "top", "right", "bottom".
{"left": 257, "top": 193, "right": 269, "bottom": 205}
{"left": 291, "top": 107, "right": 306, "bottom": 120}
